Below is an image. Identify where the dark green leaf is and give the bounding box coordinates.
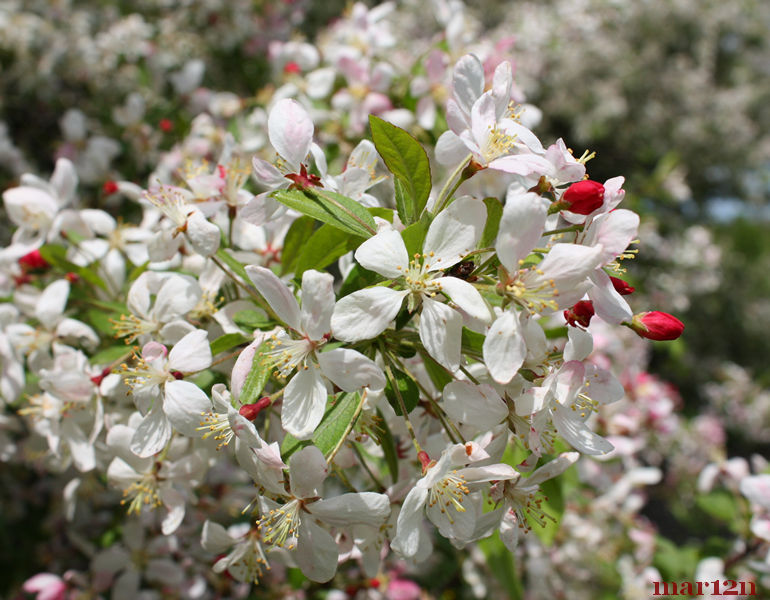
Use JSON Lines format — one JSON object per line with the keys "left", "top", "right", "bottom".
{"left": 374, "top": 410, "right": 400, "bottom": 486}
{"left": 369, "top": 115, "right": 431, "bottom": 224}
{"left": 280, "top": 216, "right": 315, "bottom": 275}
{"left": 294, "top": 224, "right": 365, "bottom": 277}
{"left": 210, "top": 333, "right": 248, "bottom": 355}
{"left": 384, "top": 368, "right": 420, "bottom": 416}
{"left": 401, "top": 212, "right": 431, "bottom": 257}
{"left": 480, "top": 197, "right": 504, "bottom": 249}
{"left": 461, "top": 327, "right": 485, "bottom": 356}
{"left": 420, "top": 351, "right": 453, "bottom": 391}
{"left": 272, "top": 188, "right": 376, "bottom": 238}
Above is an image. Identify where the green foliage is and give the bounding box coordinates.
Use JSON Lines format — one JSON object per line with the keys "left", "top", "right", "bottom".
{"left": 238, "top": 342, "right": 272, "bottom": 405}
{"left": 293, "top": 224, "right": 365, "bottom": 278}
{"left": 384, "top": 367, "right": 420, "bottom": 415}
{"left": 210, "top": 333, "right": 248, "bottom": 355}
{"left": 281, "top": 216, "right": 316, "bottom": 275}
{"left": 272, "top": 188, "right": 377, "bottom": 237}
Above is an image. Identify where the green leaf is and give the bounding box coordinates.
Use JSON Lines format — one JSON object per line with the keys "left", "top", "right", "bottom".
{"left": 384, "top": 368, "right": 420, "bottom": 415}
{"left": 294, "top": 224, "right": 365, "bottom": 277}
{"left": 368, "top": 206, "right": 394, "bottom": 222}
{"left": 272, "top": 188, "right": 376, "bottom": 238}
{"left": 401, "top": 212, "right": 431, "bottom": 257}
{"left": 420, "top": 351, "right": 453, "bottom": 391}
{"left": 461, "top": 327, "right": 485, "bottom": 356}
{"left": 695, "top": 489, "right": 739, "bottom": 523}
{"left": 280, "top": 216, "right": 315, "bottom": 275}
{"left": 477, "top": 533, "right": 524, "bottom": 600}
{"left": 210, "top": 333, "right": 248, "bottom": 355}
{"left": 339, "top": 263, "right": 383, "bottom": 298}
{"left": 238, "top": 342, "right": 272, "bottom": 405}
{"left": 87, "top": 309, "right": 122, "bottom": 337}
{"left": 281, "top": 391, "right": 364, "bottom": 460}
{"left": 215, "top": 248, "right": 249, "bottom": 281}
{"left": 38, "top": 244, "right": 107, "bottom": 290}
{"left": 369, "top": 115, "right": 432, "bottom": 225}
{"left": 233, "top": 309, "right": 272, "bottom": 331}
{"left": 653, "top": 538, "right": 700, "bottom": 581}
{"left": 528, "top": 477, "right": 565, "bottom": 546}
{"left": 480, "top": 197, "right": 504, "bottom": 249}
{"left": 89, "top": 345, "right": 131, "bottom": 366}
{"left": 374, "top": 410, "right": 400, "bottom": 486}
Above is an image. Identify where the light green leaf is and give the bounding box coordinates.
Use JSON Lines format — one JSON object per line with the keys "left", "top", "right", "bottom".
{"left": 280, "top": 216, "right": 315, "bottom": 275}
{"left": 272, "top": 188, "right": 376, "bottom": 238}
{"left": 233, "top": 309, "right": 272, "bottom": 331}
{"left": 210, "top": 333, "right": 248, "bottom": 355}
{"left": 89, "top": 345, "right": 131, "bottom": 366}
{"left": 294, "top": 224, "right": 365, "bottom": 277}
{"left": 214, "top": 248, "right": 249, "bottom": 281}
{"left": 38, "top": 244, "right": 107, "bottom": 290}
{"left": 480, "top": 197, "right": 504, "bottom": 249}
{"left": 238, "top": 342, "right": 271, "bottom": 405}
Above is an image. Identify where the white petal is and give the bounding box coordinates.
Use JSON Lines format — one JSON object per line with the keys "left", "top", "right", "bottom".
{"left": 290, "top": 445, "right": 328, "bottom": 498}
{"left": 552, "top": 404, "right": 614, "bottom": 455}
{"left": 443, "top": 381, "right": 507, "bottom": 430}
{"left": 354, "top": 227, "right": 408, "bottom": 278}
{"left": 331, "top": 287, "right": 408, "bottom": 342}
{"left": 160, "top": 486, "right": 186, "bottom": 535}
{"left": 186, "top": 210, "right": 220, "bottom": 256}
{"left": 201, "top": 520, "right": 234, "bottom": 553}
{"left": 424, "top": 196, "right": 486, "bottom": 270}
{"left": 311, "top": 492, "right": 391, "bottom": 527}
{"left": 36, "top": 279, "right": 70, "bottom": 329}
{"left": 583, "top": 209, "right": 639, "bottom": 265}
{"left": 564, "top": 327, "right": 593, "bottom": 362}
{"left": 537, "top": 243, "right": 603, "bottom": 287}
{"left": 587, "top": 269, "right": 632, "bottom": 324}
{"left": 317, "top": 348, "right": 386, "bottom": 392}
{"left": 252, "top": 157, "right": 287, "bottom": 188}
{"left": 496, "top": 189, "right": 548, "bottom": 272}
{"left": 419, "top": 298, "right": 462, "bottom": 371}
{"left": 295, "top": 518, "right": 338, "bottom": 583}
{"left": 282, "top": 367, "right": 327, "bottom": 439}
{"left": 245, "top": 265, "right": 301, "bottom": 331}
{"left": 268, "top": 98, "right": 314, "bottom": 170}
{"left": 300, "top": 270, "right": 335, "bottom": 340}
{"left": 168, "top": 329, "right": 212, "bottom": 373}
{"left": 153, "top": 274, "right": 201, "bottom": 322}
{"left": 483, "top": 311, "right": 526, "bottom": 384}
{"left": 452, "top": 54, "right": 485, "bottom": 117}
{"left": 435, "top": 130, "right": 471, "bottom": 165}
{"left": 391, "top": 487, "right": 429, "bottom": 558}
{"left": 164, "top": 380, "right": 212, "bottom": 437}
{"left": 433, "top": 276, "right": 492, "bottom": 323}
{"left": 130, "top": 401, "right": 172, "bottom": 457}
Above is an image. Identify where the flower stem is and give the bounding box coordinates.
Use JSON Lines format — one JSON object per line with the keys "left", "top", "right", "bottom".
{"left": 433, "top": 154, "right": 473, "bottom": 214}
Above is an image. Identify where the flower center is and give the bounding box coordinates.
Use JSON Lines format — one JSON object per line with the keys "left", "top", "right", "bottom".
{"left": 143, "top": 186, "right": 191, "bottom": 227}
{"left": 112, "top": 313, "right": 158, "bottom": 343}
{"left": 262, "top": 333, "right": 316, "bottom": 379}
{"left": 505, "top": 267, "right": 560, "bottom": 313}
{"left": 256, "top": 499, "right": 301, "bottom": 550}
{"left": 121, "top": 472, "right": 162, "bottom": 515}
{"left": 198, "top": 410, "right": 234, "bottom": 450}
{"left": 428, "top": 471, "right": 470, "bottom": 521}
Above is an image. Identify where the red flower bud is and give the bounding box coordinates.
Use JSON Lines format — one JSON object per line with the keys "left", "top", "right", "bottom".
{"left": 629, "top": 311, "right": 684, "bottom": 341}
{"left": 562, "top": 180, "right": 605, "bottom": 215}
{"left": 564, "top": 300, "right": 595, "bottom": 328}
{"left": 283, "top": 61, "right": 301, "bottom": 74}
{"left": 65, "top": 272, "right": 79, "bottom": 283}
{"left": 18, "top": 249, "right": 49, "bottom": 271}
{"left": 238, "top": 397, "right": 271, "bottom": 421}
{"left": 609, "top": 276, "right": 635, "bottom": 295}
{"left": 171, "top": 370, "right": 185, "bottom": 379}
{"left": 102, "top": 180, "right": 119, "bottom": 195}
{"left": 159, "top": 118, "right": 173, "bottom": 132}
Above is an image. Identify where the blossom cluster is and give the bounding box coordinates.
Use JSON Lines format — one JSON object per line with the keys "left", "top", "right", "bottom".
{"left": 4, "top": 2, "right": 766, "bottom": 599}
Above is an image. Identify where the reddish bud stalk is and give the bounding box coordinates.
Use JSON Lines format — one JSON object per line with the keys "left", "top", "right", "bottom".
{"left": 609, "top": 276, "right": 635, "bottom": 295}
{"left": 628, "top": 311, "right": 684, "bottom": 341}
{"left": 561, "top": 180, "right": 605, "bottom": 215}
{"left": 417, "top": 450, "right": 432, "bottom": 473}
{"left": 564, "top": 300, "right": 595, "bottom": 328}
{"left": 285, "top": 163, "right": 323, "bottom": 191}
{"left": 238, "top": 397, "right": 272, "bottom": 421}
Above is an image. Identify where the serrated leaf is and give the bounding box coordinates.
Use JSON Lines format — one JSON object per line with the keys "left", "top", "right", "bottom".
{"left": 281, "top": 391, "right": 364, "bottom": 460}
{"left": 369, "top": 115, "right": 431, "bottom": 224}
{"left": 294, "top": 224, "right": 365, "bottom": 277}
{"left": 233, "top": 309, "right": 272, "bottom": 331}
{"left": 210, "top": 333, "right": 248, "bottom": 355}
{"left": 280, "top": 216, "right": 315, "bottom": 275}
{"left": 481, "top": 197, "right": 504, "bottom": 249}
{"left": 272, "top": 188, "right": 376, "bottom": 238}
{"left": 214, "top": 248, "right": 249, "bottom": 281}
{"left": 89, "top": 345, "right": 131, "bottom": 366}
{"left": 384, "top": 368, "right": 420, "bottom": 416}
{"left": 238, "top": 342, "right": 271, "bottom": 405}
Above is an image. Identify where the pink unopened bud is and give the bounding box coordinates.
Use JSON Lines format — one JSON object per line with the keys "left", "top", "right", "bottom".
{"left": 564, "top": 300, "right": 595, "bottom": 328}
{"left": 18, "top": 249, "right": 49, "bottom": 271}
{"left": 628, "top": 311, "right": 684, "bottom": 341}
{"left": 417, "top": 450, "right": 432, "bottom": 473}
{"left": 610, "top": 276, "right": 635, "bottom": 295}
{"left": 171, "top": 370, "right": 185, "bottom": 379}
{"left": 238, "top": 397, "right": 271, "bottom": 421}
{"left": 562, "top": 180, "right": 605, "bottom": 215}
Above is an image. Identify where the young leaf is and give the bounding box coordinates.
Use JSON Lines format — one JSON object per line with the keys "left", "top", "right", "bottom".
{"left": 210, "top": 333, "right": 248, "bottom": 356}
{"left": 369, "top": 115, "right": 432, "bottom": 224}
{"left": 339, "top": 263, "right": 383, "bottom": 298}
{"left": 294, "top": 224, "right": 365, "bottom": 277}
{"left": 233, "top": 309, "right": 272, "bottom": 331}
{"left": 480, "top": 197, "right": 504, "bottom": 249}
{"left": 272, "top": 188, "right": 376, "bottom": 237}
{"left": 280, "top": 216, "right": 315, "bottom": 275}
{"left": 238, "top": 342, "right": 272, "bottom": 405}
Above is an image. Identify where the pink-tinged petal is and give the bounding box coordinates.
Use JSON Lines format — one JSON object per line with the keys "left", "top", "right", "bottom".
{"left": 583, "top": 209, "right": 639, "bottom": 265}
{"left": 186, "top": 210, "right": 220, "bottom": 256}
{"left": 300, "top": 270, "right": 335, "bottom": 340}
{"left": 483, "top": 311, "right": 526, "bottom": 384}
{"left": 433, "top": 277, "right": 492, "bottom": 323}
{"left": 201, "top": 520, "right": 234, "bottom": 553}
{"left": 354, "top": 227, "right": 409, "bottom": 278}
{"left": 331, "top": 287, "right": 408, "bottom": 342}
{"left": 469, "top": 93, "right": 497, "bottom": 153}
{"left": 443, "top": 381, "right": 507, "bottom": 430}
{"left": 435, "top": 130, "right": 470, "bottom": 165}
{"left": 602, "top": 176, "right": 626, "bottom": 211}
{"left": 501, "top": 120, "right": 545, "bottom": 155}
{"left": 499, "top": 509, "right": 521, "bottom": 552}
{"left": 252, "top": 157, "right": 287, "bottom": 188}
{"left": 282, "top": 367, "right": 327, "bottom": 439}
{"left": 583, "top": 364, "right": 624, "bottom": 405}
{"left": 587, "top": 269, "right": 632, "bottom": 324}
{"left": 460, "top": 463, "right": 517, "bottom": 483}
{"left": 164, "top": 380, "right": 212, "bottom": 437}
{"left": 311, "top": 492, "right": 391, "bottom": 527}
{"left": 168, "top": 329, "right": 212, "bottom": 373}
{"left": 309, "top": 143, "right": 328, "bottom": 177}
{"left": 515, "top": 386, "right": 549, "bottom": 417}
{"left": 290, "top": 445, "right": 328, "bottom": 498}
{"left": 740, "top": 474, "right": 770, "bottom": 509}
{"left": 423, "top": 196, "right": 486, "bottom": 270}
{"left": 317, "top": 348, "right": 386, "bottom": 392}
{"left": 391, "top": 486, "right": 429, "bottom": 558}
{"left": 36, "top": 279, "right": 70, "bottom": 329}
{"left": 295, "top": 518, "right": 339, "bottom": 583}
{"left": 488, "top": 153, "right": 552, "bottom": 176}
{"left": 491, "top": 62, "right": 513, "bottom": 119}
{"left": 554, "top": 361, "right": 585, "bottom": 406}
{"left": 240, "top": 192, "right": 285, "bottom": 226}
{"left": 159, "top": 486, "right": 186, "bottom": 535}
{"left": 419, "top": 298, "right": 462, "bottom": 371}
{"left": 496, "top": 189, "right": 548, "bottom": 271}
{"left": 245, "top": 265, "right": 301, "bottom": 331}
{"left": 452, "top": 54, "right": 485, "bottom": 117}
{"left": 230, "top": 336, "right": 266, "bottom": 402}
{"left": 268, "top": 98, "right": 313, "bottom": 170}
{"left": 130, "top": 401, "right": 172, "bottom": 457}
{"left": 552, "top": 404, "right": 614, "bottom": 455}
